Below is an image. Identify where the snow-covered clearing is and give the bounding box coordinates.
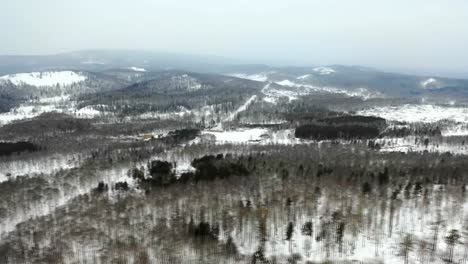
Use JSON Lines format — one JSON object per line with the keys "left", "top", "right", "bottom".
{"left": 201, "top": 128, "right": 302, "bottom": 145}
{"left": 358, "top": 104, "right": 468, "bottom": 124}
{"left": 0, "top": 96, "right": 106, "bottom": 126}
{"left": 0, "top": 71, "right": 87, "bottom": 87}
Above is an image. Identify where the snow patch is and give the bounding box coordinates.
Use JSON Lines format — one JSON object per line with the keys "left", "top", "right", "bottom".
{"left": 313, "top": 66, "right": 335, "bottom": 75}
{"left": 420, "top": 78, "right": 439, "bottom": 89}
{"left": 276, "top": 80, "right": 297, "bottom": 86}
{"left": 75, "top": 105, "right": 104, "bottom": 118}
{"left": 81, "top": 60, "right": 105, "bottom": 65}
{"left": 127, "top": 66, "right": 146, "bottom": 72}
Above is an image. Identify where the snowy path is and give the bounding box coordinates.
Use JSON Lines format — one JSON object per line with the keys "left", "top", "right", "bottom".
{"left": 226, "top": 83, "right": 270, "bottom": 122}
{"left": 261, "top": 82, "right": 271, "bottom": 93}
{"left": 212, "top": 84, "right": 269, "bottom": 130}
{"left": 225, "top": 94, "right": 257, "bottom": 122}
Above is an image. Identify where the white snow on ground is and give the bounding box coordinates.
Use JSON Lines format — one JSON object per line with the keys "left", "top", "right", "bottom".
{"left": 127, "top": 66, "right": 146, "bottom": 72}
{"left": 173, "top": 161, "right": 196, "bottom": 175}
{"left": 359, "top": 104, "right": 468, "bottom": 138}
{"left": 358, "top": 104, "right": 468, "bottom": 124}
{"left": 138, "top": 110, "right": 190, "bottom": 120}
{"left": 227, "top": 95, "right": 257, "bottom": 121}
{"left": 442, "top": 125, "right": 468, "bottom": 136}
{"left": 229, "top": 73, "right": 269, "bottom": 82}
{"left": 201, "top": 128, "right": 302, "bottom": 145}
{"left": 313, "top": 66, "right": 335, "bottom": 75}
{"left": 0, "top": 71, "right": 87, "bottom": 87}
{"left": 75, "top": 105, "right": 104, "bottom": 118}
{"left": 37, "top": 95, "right": 71, "bottom": 104}
{"left": 296, "top": 74, "right": 311, "bottom": 80}
{"left": 232, "top": 72, "right": 379, "bottom": 100}
{"left": 137, "top": 104, "right": 219, "bottom": 122}
{"left": 0, "top": 104, "right": 61, "bottom": 125}
{"left": 263, "top": 81, "right": 311, "bottom": 103}
{"left": 262, "top": 96, "right": 278, "bottom": 104}
{"left": 212, "top": 92, "right": 260, "bottom": 130}
{"left": 0, "top": 97, "right": 106, "bottom": 126}
{"left": 376, "top": 137, "right": 468, "bottom": 155}
{"left": 272, "top": 79, "right": 380, "bottom": 100}
{"left": 81, "top": 60, "right": 105, "bottom": 65}
{"left": 276, "top": 79, "right": 297, "bottom": 86}
{"left": 420, "top": 78, "right": 439, "bottom": 89}
{"left": 263, "top": 88, "right": 308, "bottom": 103}
{"left": 0, "top": 162, "right": 139, "bottom": 239}
{"left": 0, "top": 153, "right": 87, "bottom": 182}
{"left": 202, "top": 128, "right": 268, "bottom": 143}
{"left": 232, "top": 187, "right": 467, "bottom": 263}
{"left": 172, "top": 74, "right": 202, "bottom": 91}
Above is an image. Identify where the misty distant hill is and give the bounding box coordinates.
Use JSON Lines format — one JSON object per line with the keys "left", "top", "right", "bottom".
{"left": 0, "top": 50, "right": 240, "bottom": 76}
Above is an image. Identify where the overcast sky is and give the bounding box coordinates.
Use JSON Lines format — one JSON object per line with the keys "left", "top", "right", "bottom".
{"left": 1, "top": 0, "right": 468, "bottom": 75}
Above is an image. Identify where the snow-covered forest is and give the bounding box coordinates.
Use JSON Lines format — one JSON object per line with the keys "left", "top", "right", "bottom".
{"left": 1, "top": 62, "right": 468, "bottom": 263}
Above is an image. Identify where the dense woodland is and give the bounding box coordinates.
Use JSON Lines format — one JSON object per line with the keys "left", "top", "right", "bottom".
{"left": 2, "top": 141, "right": 468, "bottom": 263}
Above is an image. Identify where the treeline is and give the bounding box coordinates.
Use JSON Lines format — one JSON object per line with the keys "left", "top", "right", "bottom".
{"left": 295, "top": 123, "right": 380, "bottom": 140}
{"left": 128, "top": 154, "right": 251, "bottom": 189}
{"left": 294, "top": 115, "right": 385, "bottom": 140}
{"left": 380, "top": 123, "right": 443, "bottom": 138}
{"left": 0, "top": 142, "right": 39, "bottom": 156}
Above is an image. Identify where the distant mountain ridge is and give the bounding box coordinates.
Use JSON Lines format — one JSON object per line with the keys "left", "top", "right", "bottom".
{"left": 0, "top": 50, "right": 239, "bottom": 76}
{"left": 1, "top": 50, "right": 467, "bottom": 80}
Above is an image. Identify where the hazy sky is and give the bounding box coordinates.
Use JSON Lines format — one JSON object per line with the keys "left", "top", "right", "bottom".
{"left": 1, "top": 0, "right": 468, "bottom": 74}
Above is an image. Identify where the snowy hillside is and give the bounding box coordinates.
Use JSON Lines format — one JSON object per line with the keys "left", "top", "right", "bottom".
{"left": 0, "top": 71, "right": 87, "bottom": 87}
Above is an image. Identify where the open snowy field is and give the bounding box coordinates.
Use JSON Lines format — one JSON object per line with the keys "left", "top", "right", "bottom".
{"left": 0, "top": 97, "right": 106, "bottom": 125}
{"left": 0, "top": 71, "right": 87, "bottom": 87}
{"left": 358, "top": 104, "right": 468, "bottom": 124}
{"left": 200, "top": 128, "right": 303, "bottom": 145}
